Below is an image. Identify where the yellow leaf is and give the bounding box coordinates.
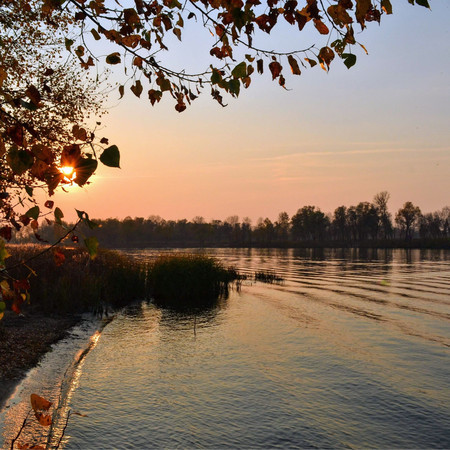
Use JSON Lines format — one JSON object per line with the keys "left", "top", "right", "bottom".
{"left": 359, "top": 43, "right": 368, "bottom": 55}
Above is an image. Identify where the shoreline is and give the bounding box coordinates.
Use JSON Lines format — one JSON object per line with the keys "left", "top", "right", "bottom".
{"left": 0, "top": 311, "right": 81, "bottom": 411}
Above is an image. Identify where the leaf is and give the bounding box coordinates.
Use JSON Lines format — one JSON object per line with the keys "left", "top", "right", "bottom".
{"left": 381, "top": 0, "right": 393, "bottom": 14}
{"left": 44, "top": 200, "right": 54, "bottom": 209}
{"left": 359, "top": 43, "right": 368, "bottom": 55}
{"left": 106, "top": 52, "right": 121, "bottom": 65}
{"left": 342, "top": 53, "right": 357, "bottom": 69}
{"left": 0, "top": 226, "right": 12, "bottom": 241}
{"left": 0, "top": 241, "right": 11, "bottom": 267}
{"left": 100, "top": 145, "right": 120, "bottom": 168}
{"left": 30, "top": 394, "right": 52, "bottom": 411}
{"left": 35, "top": 412, "right": 52, "bottom": 427}
{"left": 25, "top": 85, "right": 41, "bottom": 106}
{"left": 287, "top": 55, "right": 301, "bottom": 75}
{"left": 7, "top": 147, "right": 34, "bottom": 175}
{"left": 91, "top": 28, "right": 101, "bottom": 40}
{"left": 148, "top": 89, "right": 162, "bottom": 106}
{"left": 130, "top": 80, "right": 143, "bottom": 98}
{"left": 314, "top": 19, "right": 329, "bottom": 35}
{"left": 257, "top": 59, "right": 263, "bottom": 74}
{"left": 74, "top": 157, "right": 98, "bottom": 186}
{"left": 72, "top": 125, "right": 88, "bottom": 141}
{"left": 25, "top": 186, "right": 33, "bottom": 197}
{"left": 53, "top": 249, "right": 65, "bottom": 267}
{"left": 84, "top": 236, "right": 99, "bottom": 260}
{"left": 65, "top": 38, "right": 74, "bottom": 51}
{"left": 415, "top": 0, "right": 430, "bottom": 7}
{"left": 304, "top": 57, "right": 317, "bottom": 68}
{"left": 25, "top": 206, "right": 40, "bottom": 220}
{"left": 231, "top": 62, "right": 247, "bottom": 79}
{"left": 268, "top": 61, "right": 282, "bottom": 80}
{"left": 318, "top": 46, "right": 335, "bottom": 69}
{"left": 54, "top": 207, "right": 64, "bottom": 225}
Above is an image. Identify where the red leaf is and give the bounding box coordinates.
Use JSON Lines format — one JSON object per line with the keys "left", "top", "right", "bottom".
{"left": 14, "top": 279, "right": 30, "bottom": 291}
{"left": 0, "top": 226, "right": 12, "bottom": 241}
{"left": 268, "top": 61, "right": 282, "bottom": 80}
{"left": 44, "top": 200, "right": 54, "bottom": 209}
{"left": 53, "top": 249, "right": 65, "bottom": 267}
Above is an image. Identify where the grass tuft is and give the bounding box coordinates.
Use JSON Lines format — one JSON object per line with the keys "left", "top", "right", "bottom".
{"left": 147, "top": 254, "right": 239, "bottom": 309}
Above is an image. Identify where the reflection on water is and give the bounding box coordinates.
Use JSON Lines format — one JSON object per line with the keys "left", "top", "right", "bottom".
{"left": 4, "top": 249, "right": 450, "bottom": 448}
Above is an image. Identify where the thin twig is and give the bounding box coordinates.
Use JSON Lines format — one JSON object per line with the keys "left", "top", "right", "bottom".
{"left": 10, "top": 409, "right": 32, "bottom": 450}
{"left": 1, "top": 219, "right": 82, "bottom": 275}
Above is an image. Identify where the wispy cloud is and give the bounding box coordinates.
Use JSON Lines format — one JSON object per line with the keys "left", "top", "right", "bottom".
{"left": 248, "top": 146, "right": 450, "bottom": 162}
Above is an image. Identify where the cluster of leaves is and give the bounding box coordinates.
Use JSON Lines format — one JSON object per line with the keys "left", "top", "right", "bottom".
{"left": 0, "top": 1, "right": 122, "bottom": 310}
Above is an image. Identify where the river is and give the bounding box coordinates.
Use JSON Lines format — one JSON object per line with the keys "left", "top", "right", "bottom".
{"left": 2, "top": 248, "right": 450, "bottom": 448}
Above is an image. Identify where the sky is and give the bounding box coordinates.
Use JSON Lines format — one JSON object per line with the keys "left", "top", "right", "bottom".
{"left": 51, "top": 1, "right": 450, "bottom": 223}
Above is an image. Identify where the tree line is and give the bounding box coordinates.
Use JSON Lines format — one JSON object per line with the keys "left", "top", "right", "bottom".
{"left": 13, "top": 192, "right": 450, "bottom": 248}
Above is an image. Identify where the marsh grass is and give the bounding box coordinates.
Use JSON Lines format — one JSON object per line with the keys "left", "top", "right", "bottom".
{"left": 147, "top": 254, "right": 240, "bottom": 309}
{"left": 254, "top": 270, "right": 284, "bottom": 284}
{"left": 4, "top": 245, "right": 148, "bottom": 315}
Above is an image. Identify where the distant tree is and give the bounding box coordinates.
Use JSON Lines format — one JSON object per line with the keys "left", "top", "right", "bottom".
{"left": 373, "top": 191, "right": 393, "bottom": 239}
{"left": 355, "top": 202, "right": 379, "bottom": 240}
{"left": 332, "top": 206, "right": 348, "bottom": 241}
{"left": 291, "top": 206, "right": 328, "bottom": 241}
{"left": 395, "top": 202, "right": 421, "bottom": 240}
{"left": 275, "top": 212, "right": 290, "bottom": 242}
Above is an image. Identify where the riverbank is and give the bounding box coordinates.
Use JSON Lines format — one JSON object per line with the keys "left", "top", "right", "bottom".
{"left": 0, "top": 311, "right": 80, "bottom": 411}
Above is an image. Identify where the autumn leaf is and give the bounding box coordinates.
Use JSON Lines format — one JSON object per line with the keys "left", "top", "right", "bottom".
{"left": 34, "top": 412, "right": 52, "bottom": 427}
{"left": 54, "top": 249, "right": 65, "bottom": 266}
{"left": 287, "top": 55, "right": 301, "bottom": 75}
{"left": 268, "top": 61, "right": 282, "bottom": 80}
{"left": 106, "top": 52, "right": 121, "bottom": 65}
{"left": 0, "top": 226, "right": 12, "bottom": 241}
{"left": 313, "top": 19, "right": 329, "bottom": 35}
{"left": 31, "top": 394, "right": 52, "bottom": 411}
{"left": 130, "top": 80, "right": 143, "bottom": 98}
{"left": 318, "top": 47, "right": 335, "bottom": 69}
{"left": 44, "top": 200, "right": 54, "bottom": 209}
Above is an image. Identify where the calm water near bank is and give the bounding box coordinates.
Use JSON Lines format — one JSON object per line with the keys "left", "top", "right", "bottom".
{"left": 3, "top": 248, "right": 450, "bottom": 448}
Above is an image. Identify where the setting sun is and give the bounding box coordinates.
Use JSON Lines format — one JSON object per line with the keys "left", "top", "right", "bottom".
{"left": 60, "top": 166, "right": 76, "bottom": 184}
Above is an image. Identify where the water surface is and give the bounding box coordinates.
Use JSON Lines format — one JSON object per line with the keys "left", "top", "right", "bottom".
{"left": 7, "top": 249, "right": 450, "bottom": 448}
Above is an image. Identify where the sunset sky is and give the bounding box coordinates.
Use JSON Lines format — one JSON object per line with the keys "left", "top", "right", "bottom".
{"left": 53, "top": 1, "right": 449, "bottom": 223}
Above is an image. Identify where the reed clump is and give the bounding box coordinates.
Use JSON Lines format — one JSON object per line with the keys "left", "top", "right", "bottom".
{"left": 3, "top": 245, "right": 148, "bottom": 315}
{"left": 254, "top": 270, "right": 284, "bottom": 284}
{"left": 147, "top": 254, "right": 239, "bottom": 308}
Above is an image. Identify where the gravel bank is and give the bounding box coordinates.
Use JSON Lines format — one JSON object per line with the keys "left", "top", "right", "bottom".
{"left": 0, "top": 311, "right": 80, "bottom": 410}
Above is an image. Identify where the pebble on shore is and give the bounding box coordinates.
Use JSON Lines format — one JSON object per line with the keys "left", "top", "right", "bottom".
{"left": 0, "top": 311, "right": 79, "bottom": 410}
